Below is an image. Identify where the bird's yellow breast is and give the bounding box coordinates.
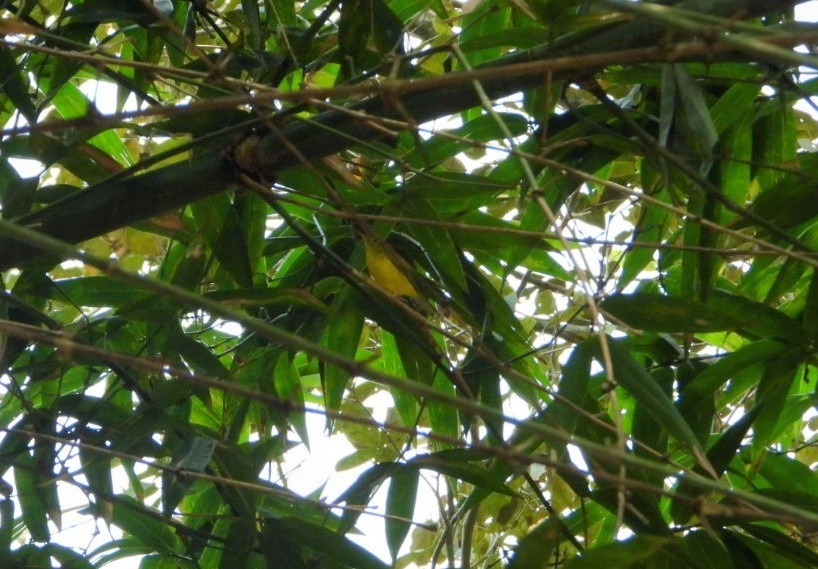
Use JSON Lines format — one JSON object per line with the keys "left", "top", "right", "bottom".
{"left": 363, "top": 237, "right": 420, "bottom": 299}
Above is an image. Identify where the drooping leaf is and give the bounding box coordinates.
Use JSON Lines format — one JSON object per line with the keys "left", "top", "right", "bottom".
{"left": 335, "top": 462, "right": 397, "bottom": 533}
{"left": 162, "top": 436, "right": 216, "bottom": 516}
{"left": 14, "top": 455, "right": 50, "bottom": 543}
{"left": 752, "top": 347, "right": 804, "bottom": 448}
{"left": 111, "top": 496, "right": 184, "bottom": 555}
{"left": 385, "top": 465, "right": 418, "bottom": 561}
{"left": 273, "top": 352, "right": 309, "bottom": 447}
{"left": 0, "top": 45, "right": 36, "bottom": 122}
{"left": 601, "top": 337, "right": 705, "bottom": 455}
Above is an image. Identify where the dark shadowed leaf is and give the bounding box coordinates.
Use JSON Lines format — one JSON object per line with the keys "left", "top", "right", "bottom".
{"left": 602, "top": 292, "right": 803, "bottom": 341}
{"left": 507, "top": 519, "right": 562, "bottom": 569}
{"left": 111, "top": 496, "right": 183, "bottom": 555}
{"left": 560, "top": 536, "right": 678, "bottom": 569}
{"left": 266, "top": 516, "right": 389, "bottom": 569}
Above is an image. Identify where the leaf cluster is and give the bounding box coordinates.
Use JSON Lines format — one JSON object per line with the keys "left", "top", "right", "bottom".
{"left": 1, "top": 0, "right": 818, "bottom": 568}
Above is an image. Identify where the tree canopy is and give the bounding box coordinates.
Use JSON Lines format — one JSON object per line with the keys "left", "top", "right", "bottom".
{"left": 2, "top": 0, "right": 818, "bottom": 567}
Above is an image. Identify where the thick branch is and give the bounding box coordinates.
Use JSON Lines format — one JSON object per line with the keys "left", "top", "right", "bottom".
{"left": 0, "top": 0, "right": 800, "bottom": 269}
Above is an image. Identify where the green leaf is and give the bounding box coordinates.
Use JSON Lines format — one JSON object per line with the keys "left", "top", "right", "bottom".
{"left": 726, "top": 527, "right": 812, "bottom": 569}
{"left": 380, "top": 330, "right": 416, "bottom": 426}
{"left": 743, "top": 448, "right": 818, "bottom": 496}
{"left": 166, "top": 327, "right": 230, "bottom": 378}
{"left": 273, "top": 353, "right": 309, "bottom": 447}
{"left": 740, "top": 524, "right": 818, "bottom": 569}
{"left": 717, "top": 114, "right": 753, "bottom": 224}
{"left": 38, "top": 544, "right": 95, "bottom": 569}
{"left": 710, "top": 81, "right": 761, "bottom": 135}
{"left": 111, "top": 496, "right": 183, "bottom": 554}
{"left": 338, "top": 0, "right": 373, "bottom": 77}
{"left": 336, "top": 462, "right": 396, "bottom": 533}
{"left": 459, "top": 349, "right": 502, "bottom": 438}
{"left": 404, "top": 199, "right": 466, "bottom": 289}
{"left": 601, "top": 292, "right": 803, "bottom": 341}
{"left": 370, "top": 0, "right": 403, "bottom": 55}
{"left": 407, "top": 113, "right": 529, "bottom": 170}
{"left": 561, "top": 536, "right": 677, "bottom": 569}
{"left": 619, "top": 195, "right": 670, "bottom": 288}
{"left": 603, "top": 337, "right": 705, "bottom": 455}
{"left": 65, "top": 0, "right": 161, "bottom": 23}
{"left": 754, "top": 94, "right": 798, "bottom": 190}
{"left": 197, "top": 508, "right": 233, "bottom": 568}
{"left": 752, "top": 347, "right": 803, "bottom": 448}
{"left": 162, "top": 436, "right": 216, "bottom": 516}
{"left": 14, "top": 455, "right": 50, "bottom": 543}
{"left": 507, "top": 519, "right": 561, "bottom": 569}
{"left": 266, "top": 516, "right": 390, "bottom": 569}
{"left": 0, "top": 45, "right": 36, "bottom": 122}
{"left": 403, "top": 172, "right": 511, "bottom": 201}
{"left": 220, "top": 520, "right": 254, "bottom": 569}
{"left": 213, "top": 201, "right": 255, "bottom": 288}
{"left": 802, "top": 269, "right": 818, "bottom": 340}
{"left": 754, "top": 489, "right": 818, "bottom": 515}
{"left": 140, "top": 554, "right": 197, "bottom": 569}
{"left": 630, "top": 367, "right": 672, "bottom": 463}
{"left": 0, "top": 159, "right": 37, "bottom": 219}
{"left": 682, "top": 531, "right": 733, "bottom": 569}
{"left": 260, "top": 521, "right": 307, "bottom": 569}
{"left": 671, "top": 406, "right": 760, "bottom": 524}
{"left": 547, "top": 340, "right": 594, "bottom": 436}
{"left": 410, "top": 453, "right": 514, "bottom": 495}
{"left": 241, "top": 0, "right": 262, "bottom": 50}
{"left": 204, "top": 287, "right": 328, "bottom": 311}
{"left": 681, "top": 339, "right": 787, "bottom": 403}
{"left": 742, "top": 152, "right": 818, "bottom": 232}
{"left": 394, "top": 325, "right": 436, "bottom": 385}
{"left": 79, "top": 429, "right": 114, "bottom": 516}
{"left": 673, "top": 64, "right": 718, "bottom": 159}
{"left": 321, "top": 286, "right": 365, "bottom": 412}
{"left": 2, "top": 1, "right": 817, "bottom": 565}
{"left": 427, "top": 370, "right": 459, "bottom": 440}
{"left": 0, "top": 497, "right": 13, "bottom": 564}
{"left": 48, "top": 276, "right": 151, "bottom": 306}
{"left": 385, "top": 466, "right": 418, "bottom": 561}
{"left": 51, "top": 81, "right": 132, "bottom": 167}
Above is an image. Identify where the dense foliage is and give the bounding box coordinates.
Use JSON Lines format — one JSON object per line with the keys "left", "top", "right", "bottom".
{"left": 2, "top": 0, "right": 818, "bottom": 567}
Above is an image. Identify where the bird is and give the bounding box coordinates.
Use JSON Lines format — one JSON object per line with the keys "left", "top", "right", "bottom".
{"left": 362, "top": 235, "right": 420, "bottom": 299}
